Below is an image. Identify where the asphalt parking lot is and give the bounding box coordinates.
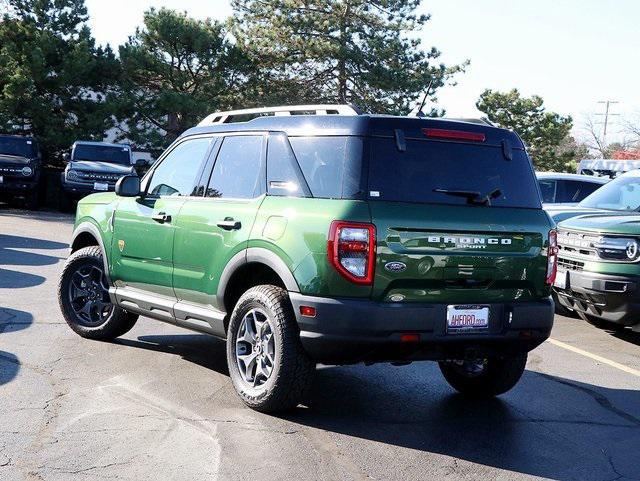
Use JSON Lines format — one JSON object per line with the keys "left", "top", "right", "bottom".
{"left": 1, "top": 207, "right": 639, "bottom": 481}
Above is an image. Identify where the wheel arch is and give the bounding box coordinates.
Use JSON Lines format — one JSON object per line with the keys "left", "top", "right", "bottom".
{"left": 69, "top": 221, "right": 112, "bottom": 285}
{"left": 217, "top": 248, "right": 300, "bottom": 327}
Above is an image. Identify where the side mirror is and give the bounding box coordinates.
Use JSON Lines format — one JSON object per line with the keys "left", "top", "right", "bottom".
{"left": 115, "top": 175, "right": 141, "bottom": 197}
{"left": 62, "top": 153, "right": 70, "bottom": 163}
{"left": 135, "top": 159, "right": 146, "bottom": 168}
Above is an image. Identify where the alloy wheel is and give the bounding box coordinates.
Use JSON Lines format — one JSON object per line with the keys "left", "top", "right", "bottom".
{"left": 67, "top": 263, "right": 113, "bottom": 326}
{"left": 235, "top": 308, "right": 276, "bottom": 388}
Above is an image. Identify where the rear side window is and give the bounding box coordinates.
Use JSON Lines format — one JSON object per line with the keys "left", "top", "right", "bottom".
{"left": 266, "top": 134, "right": 310, "bottom": 197}
{"left": 206, "top": 135, "right": 263, "bottom": 199}
{"left": 288, "top": 136, "right": 363, "bottom": 199}
{"left": 557, "top": 180, "right": 602, "bottom": 203}
{"left": 368, "top": 138, "right": 541, "bottom": 208}
{"left": 538, "top": 179, "right": 557, "bottom": 203}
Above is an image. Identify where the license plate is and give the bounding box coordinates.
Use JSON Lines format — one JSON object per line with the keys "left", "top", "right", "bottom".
{"left": 0, "top": 176, "right": 3, "bottom": 183}
{"left": 94, "top": 182, "right": 109, "bottom": 191}
{"left": 554, "top": 268, "right": 567, "bottom": 289}
{"left": 447, "top": 305, "right": 489, "bottom": 331}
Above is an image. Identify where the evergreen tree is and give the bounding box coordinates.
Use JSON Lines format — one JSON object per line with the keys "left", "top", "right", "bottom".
{"left": 477, "top": 89, "right": 575, "bottom": 172}
{"left": 117, "top": 8, "right": 251, "bottom": 150}
{"left": 0, "top": 0, "right": 120, "bottom": 164}
{"left": 231, "top": 0, "right": 466, "bottom": 115}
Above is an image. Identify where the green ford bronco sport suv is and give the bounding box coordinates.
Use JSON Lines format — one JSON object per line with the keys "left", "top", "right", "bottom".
{"left": 553, "top": 169, "right": 640, "bottom": 332}
{"left": 58, "top": 105, "right": 556, "bottom": 412}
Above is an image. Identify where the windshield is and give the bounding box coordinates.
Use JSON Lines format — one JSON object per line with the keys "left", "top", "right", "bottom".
{"left": 368, "top": 138, "right": 541, "bottom": 208}
{"left": 0, "top": 137, "right": 37, "bottom": 158}
{"left": 72, "top": 145, "right": 131, "bottom": 165}
{"left": 579, "top": 175, "right": 640, "bottom": 211}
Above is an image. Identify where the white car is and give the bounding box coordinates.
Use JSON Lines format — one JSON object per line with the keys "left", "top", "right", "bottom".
{"left": 537, "top": 172, "right": 608, "bottom": 206}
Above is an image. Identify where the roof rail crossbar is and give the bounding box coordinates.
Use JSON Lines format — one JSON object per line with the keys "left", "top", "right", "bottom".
{"left": 198, "top": 104, "right": 361, "bottom": 126}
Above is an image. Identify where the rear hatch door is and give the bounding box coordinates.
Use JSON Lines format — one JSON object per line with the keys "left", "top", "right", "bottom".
{"left": 366, "top": 122, "right": 552, "bottom": 303}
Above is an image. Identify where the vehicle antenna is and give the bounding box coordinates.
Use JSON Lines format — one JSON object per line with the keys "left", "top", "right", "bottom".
{"left": 416, "top": 79, "right": 434, "bottom": 118}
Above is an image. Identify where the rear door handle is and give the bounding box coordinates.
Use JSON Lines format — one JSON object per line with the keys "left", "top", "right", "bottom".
{"left": 151, "top": 212, "right": 172, "bottom": 224}
{"left": 217, "top": 218, "right": 241, "bottom": 230}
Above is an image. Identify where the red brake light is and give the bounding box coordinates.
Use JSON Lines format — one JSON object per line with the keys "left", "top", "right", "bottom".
{"left": 422, "top": 128, "right": 486, "bottom": 142}
{"left": 299, "top": 306, "right": 317, "bottom": 317}
{"left": 327, "top": 221, "right": 376, "bottom": 285}
{"left": 400, "top": 333, "right": 420, "bottom": 343}
{"left": 546, "top": 229, "right": 558, "bottom": 285}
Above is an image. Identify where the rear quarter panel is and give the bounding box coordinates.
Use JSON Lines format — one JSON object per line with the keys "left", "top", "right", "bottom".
{"left": 250, "top": 196, "right": 372, "bottom": 298}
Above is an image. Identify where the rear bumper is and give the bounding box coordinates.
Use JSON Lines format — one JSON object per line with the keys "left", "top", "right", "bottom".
{"left": 289, "top": 293, "right": 554, "bottom": 364}
{"left": 555, "top": 269, "right": 640, "bottom": 326}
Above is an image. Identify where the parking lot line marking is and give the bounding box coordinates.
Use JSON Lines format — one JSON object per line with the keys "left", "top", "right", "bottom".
{"left": 548, "top": 338, "right": 640, "bottom": 378}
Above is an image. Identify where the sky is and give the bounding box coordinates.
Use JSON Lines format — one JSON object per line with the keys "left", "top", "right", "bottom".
{"left": 85, "top": 0, "right": 640, "bottom": 142}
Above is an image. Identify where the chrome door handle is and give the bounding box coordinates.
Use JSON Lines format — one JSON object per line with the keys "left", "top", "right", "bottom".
{"left": 217, "top": 218, "right": 241, "bottom": 230}
{"left": 151, "top": 212, "right": 172, "bottom": 224}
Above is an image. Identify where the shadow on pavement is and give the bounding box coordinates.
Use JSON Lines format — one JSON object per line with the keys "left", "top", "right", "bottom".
{"left": 111, "top": 331, "right": 640, "bottom": 480}
{"left": 0, "top": 350, "right": 20, "bottom": 386}
{"left": 0, "top": 233, "right": 67, "bottom": 289}
{"left": 286, "top": 366, "right": 640, "bottom": 481}
{"left": 0, "top": 268, "right": 46, "bottom": 289}
{"left": 611, "top": 329, "right": 640, "bottom": 347}
{"left": 0, "top": 308, "right": 32, "bottom": 387}
{"left": 114, "top": 334, "right": 229, "bottom": 376}
{"left": 0, "top": 307, "right": 34, "bottom": 334}
{"left": 0, "top": 206, "right": 74, "bottom": 223}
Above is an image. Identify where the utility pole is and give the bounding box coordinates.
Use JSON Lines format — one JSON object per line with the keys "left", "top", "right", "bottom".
{"left": 596, "top": 100, "right": 620, "bottom": 143}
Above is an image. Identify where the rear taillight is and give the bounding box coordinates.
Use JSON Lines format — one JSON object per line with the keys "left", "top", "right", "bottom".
{"left": 546, "top": 229, "right": 558, "bottom": 285}
{"left": 328, "top": 221, "right": 376, "bottom": 285}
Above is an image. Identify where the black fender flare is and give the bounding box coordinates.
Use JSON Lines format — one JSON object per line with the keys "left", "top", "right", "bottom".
{"left": 70, "top": 221, "right": 112, "bottom": 285}
{"left": 216, "top": 247, "right": 300, "bottom": 309}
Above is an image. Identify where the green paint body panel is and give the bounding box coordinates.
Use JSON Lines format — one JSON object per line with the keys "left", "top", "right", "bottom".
{"left": 559, "top": 213, "right": 640, "bottom": 236}
{"left": 110, "top": 196, "right": 185, "bottom": 298}
{"left": 557, "top": 213, "right": 640, "bottom": 276}
{"left": 173, "top": 196, "right": 265, "bottom": 309}
{"left": 74, "top": 190, "right": 553, "bottom": 308}
{"left": 369, "top": 202, "right": 552, "bottom": 303}
{"left": 250, "top": 196, "right": 373, "bottom": 298}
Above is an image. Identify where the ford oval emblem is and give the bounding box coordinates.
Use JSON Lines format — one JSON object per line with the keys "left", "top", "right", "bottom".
{"left": 385, "top": 261, "right": 407, "bottom": 273}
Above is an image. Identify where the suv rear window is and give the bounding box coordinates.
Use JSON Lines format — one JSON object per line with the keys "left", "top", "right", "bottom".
{"left": 368, "top": 138, "right": 541, "bottom": 208}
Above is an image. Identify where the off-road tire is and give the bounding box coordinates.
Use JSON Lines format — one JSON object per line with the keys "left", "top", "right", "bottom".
{"left": 58, "top": 246, "right": 138, "bottom": 340}
{"left": 226, "top": 285, "right": 315, "bottom": 412}
{"left": 439, "top": 353, "right": 528, "bottom": 398}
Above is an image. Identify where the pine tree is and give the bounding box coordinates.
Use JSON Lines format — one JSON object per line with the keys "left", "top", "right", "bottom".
{"left": 232, "top": 0, "right": 467, "bottom": 114}
{"left": 0, "top": 0, "right": 120, "bottom": 164}
{"left": 477, "top": 89, "right": 576, "bottom": 172}
{"left": 116, "top": 8, "right": 251, "bottom": 150}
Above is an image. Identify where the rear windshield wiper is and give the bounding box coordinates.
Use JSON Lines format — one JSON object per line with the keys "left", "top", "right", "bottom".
{"left": 433, "top": 188, "right": 502, "bottom": 206}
